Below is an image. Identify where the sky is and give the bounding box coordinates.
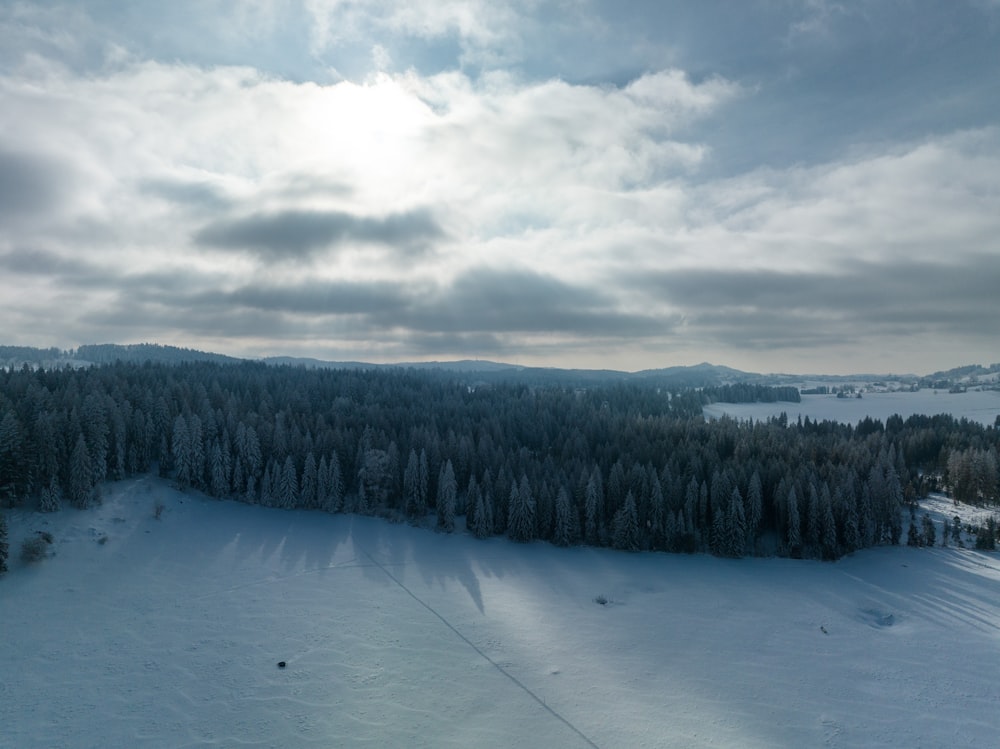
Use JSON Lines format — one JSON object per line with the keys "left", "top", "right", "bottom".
{"left": 1, "top": 1, "right": 998, "bottom": 375}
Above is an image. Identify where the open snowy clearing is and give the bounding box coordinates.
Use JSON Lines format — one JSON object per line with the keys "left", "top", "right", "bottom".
{"left": 704, "top": 388, "right": 1000, "bottom": 426}
{"left": 3, "top": 477, "right": 1000, "bottom": 748}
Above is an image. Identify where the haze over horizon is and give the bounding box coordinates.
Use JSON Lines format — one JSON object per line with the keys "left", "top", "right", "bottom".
{"left": 2, "top": 2, "right": 998, "bottom": 375}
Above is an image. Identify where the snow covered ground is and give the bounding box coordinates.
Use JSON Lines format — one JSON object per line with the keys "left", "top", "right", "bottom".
{"left": 704, "top": 388, "right": 1000, "bottom": 426}
{"left": 3, "top": 477, "right": 1000, "bottom": 748}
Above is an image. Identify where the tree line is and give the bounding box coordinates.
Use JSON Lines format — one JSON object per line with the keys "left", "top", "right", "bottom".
{"left": 1, "top": 361, "right": 998, "bottom": 562}
{"left": 699, "top": 382, "right": 801, "bottom": 404}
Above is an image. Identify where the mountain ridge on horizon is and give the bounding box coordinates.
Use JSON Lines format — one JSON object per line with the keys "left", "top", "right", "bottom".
{"left": 2, "top": 342, "right": 998, "bottom": 385}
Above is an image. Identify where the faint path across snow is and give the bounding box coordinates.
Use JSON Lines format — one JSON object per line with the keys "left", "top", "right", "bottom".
{"left": 356, "top": 545, "right": 601, "bottom": 749}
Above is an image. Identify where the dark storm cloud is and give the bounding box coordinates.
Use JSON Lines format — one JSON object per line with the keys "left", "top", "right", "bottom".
{"left": 399, "top": 331, "right": 510, "bottom": 356}
{"left": 138, "top": 178, "right": 233, "bottom": 210}
{"left": 193, "top": 208, "right": 444, "bottom": 259}
{"left": 0, "top": 150, "right": 71, "bottom": 219}
{"left": 627, "top": 255, "right": 1000, "bottom": 349}
{"left": 222, "top": 280, "right": 414, "bottom": 317}
{"left": 0, "top": 249, "right": 216, "bottom": 298}
{"left": 406, "top": 267, "right": 667, "bottom": 337}
{"left": 80, "top": 299, "right": 303, "bottom": 341}
{"left": 139, "top": 267, "right": 668, "bottom": 344}
{"left": 0, "top": 247, "right": 97, "bottom": 278}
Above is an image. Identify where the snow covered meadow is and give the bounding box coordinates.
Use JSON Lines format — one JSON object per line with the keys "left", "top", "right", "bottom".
{"left": 3, "top": 477, "right": 999, "bottom": 748}
{"left": 704, "top": 388, "right": 1000, "bottom": 427}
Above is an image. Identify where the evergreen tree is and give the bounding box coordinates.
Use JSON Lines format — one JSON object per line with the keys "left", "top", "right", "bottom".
{"left": 648, "top": 470, "right": 665, "bottom": 550}
{"left": 327, "top": 451, "right": 344, "bottom": 512}
{"left": 725, "top": 487, "right": 747, "bottom": 558}
{"left": 236, "top": 423, "right": 262, "bottom": 490}
{"left": 317, "top": 455, "right": 331, "bottom": 510}
{"left": 357, "top": 448, "right": 390, "bottom": 512}
{"left": 69, "top": 434, "right": 93, "bottom": 508}
{"left": 418, "top": 449, "right": 430, "bottom": 514}
{"left": 807, "top": 483, "right": 822, "bottom": 553}
{"left": 584, "top": 468, "right": 604, "bottom": 545}
{"left": 300, "top": 452, "right": 318, "bottom": 509}
{"left": 210, "top": 441, "right": 229, "bottom": 497}
{"left": 38, "top": 476, "right": 62, "bottom": 513}
{"left": 507, "top": 474, "right": 535, "bottom": 542}
{"left": 386, "top": 441, "right": 401, "bottom": 506}
{"left": 553, "top": 486, "right": 573, "bottom": 547}
{"left": 820, "top": 485, "right": 837, "bottom": 560}
{"left": 0, "top": 412, "right": 24, "bottom": 504}
{"left": 403, "top": 449, "right": 423, "bottom": 518}
{"left": 172, "top": 415, "right": 192, "bottom": 488}
{"left": 786, "top": 487, "right": 802, "bottom": 557}
{"left": 746, "top": 471, "right": 763, "bottom": 544}
{"left": 472, "top": 483, "right": 494, "bottom": 539}
{"left": 465, "top": 473, "right": 479, "bottom": 519}
{"left": 921, "top": 513, "right": 936, "bottom": 548}
{"left": 187, "top": 414, "right": 205, "bottom": 488}
{"left": 465, "top": 475, "right": 482, "bottom": 534}
{"left": 233, "top": 457, "right": 245, "bottom": 500}
{"left": 711, "top": 498, "right": 726, "bottom": 555}
{"left": 843, "top": 501, "right": 860, "bottom": 553}
{"left": 436, "top": 460, "right": 457, "bottom": 532}
{"left": 664, "top": 508, "right": 679, "bottom": 551}
{"left": 974, "top": 517, "right": 997, "bottom": 550}
{"left": 612, "top": 491, "right": 640, "bottom": 551}
{"left": 82, "top": 393, "right": 109, "bottom": 485}
{"left": 279, "top": 455, "right": 299, "bottom": 509}
{"left": 607, "top": 461, "right": 625, "bottom": 522}
{"left": 0, "top": 510, "right": 7, "bottom": 573}
{"left": 885, "top": 466, "right": 904, "bottom": 544}
{"left": 907, "top": 519, "right": 922, "bottom": 547}
{"left": 860, "top": 483, "right": 876, "bottom": 548}
{"left": 259, "top": 461, "right": 274, "bottom": 507}
{"left": 493, "top": 467, "right": 511, "bottom": 535}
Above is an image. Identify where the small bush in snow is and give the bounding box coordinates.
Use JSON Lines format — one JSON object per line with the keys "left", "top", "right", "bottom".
{"left": 21, "top": 536, "right": 48, "bottom": 563}
{"left": 594, "top": 594, "right": 609, "bottom": 606}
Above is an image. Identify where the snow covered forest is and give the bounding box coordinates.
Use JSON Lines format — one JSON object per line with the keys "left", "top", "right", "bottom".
{"left": 1, "top": 360, "right": 998, "bottom": 563}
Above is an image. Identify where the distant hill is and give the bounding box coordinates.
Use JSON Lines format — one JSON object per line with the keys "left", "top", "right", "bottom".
{"left": 0, "top": 345, "right": 66, "bottom": 367}
{"left": 1, "top": 341, "right": 995, "bottom": 390}
{"left": 396, "top": 359, "right": 521, "bottom": 373}
{"left": 75, "top": 343, "right": 243, "bottom": 366}
{"left": 632, "top": 362, "right": 761, "bottom": 388}
{"left": 261, "top": 356, "right": 382, "bottom": 370}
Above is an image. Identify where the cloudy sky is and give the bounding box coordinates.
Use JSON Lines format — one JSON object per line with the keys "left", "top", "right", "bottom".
{"left": 2, "top": 1, "right": 998, "bottom": 374}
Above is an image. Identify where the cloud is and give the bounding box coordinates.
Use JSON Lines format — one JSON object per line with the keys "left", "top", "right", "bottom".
{"left": 91, "top": 267, "right": 670, "bottom": 362}
{"left": 625, "top": 254, "right": 1000, "bottom": 351}
{"left": 0, "top": 149, "right": 73, "bottom": 220}
{"left": 1, "top": 3, "right": 998, "bottom": 372}
{"left": 303, "top": 0, "right": 535, "bottom": 68}
{"left": 406, "top": 267, "right": 667, "bottom": 336}
{"left": 194, "top": 208, "right": 444, "bottom": 260}
{"left": 220, "top": 279, "right": 414, "bottom": 317}
{"left": 138, "top": 177, "right": 234, "bottom": 210}
{"left": 0, "top": 247, "right": 98, "bottom": 278}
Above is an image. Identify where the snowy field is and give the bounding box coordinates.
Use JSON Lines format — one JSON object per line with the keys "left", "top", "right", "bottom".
{"left": 704, "top": 388, "right": 1000, "bottom": 426}
{"left": 3, "top": 477, "right": 1000, "bottom": 748}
